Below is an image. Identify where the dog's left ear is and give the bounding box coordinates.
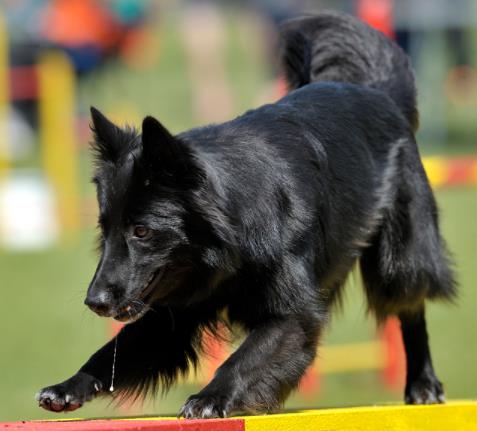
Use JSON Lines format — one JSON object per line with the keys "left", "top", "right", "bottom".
{"left": 142, "top": 116, "right": 198, "bottom": 182}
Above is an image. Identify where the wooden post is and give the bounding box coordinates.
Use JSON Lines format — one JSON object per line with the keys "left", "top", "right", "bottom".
{"left": 0, "top": 12, "right": 10, "bottom": 179}
{"left": 38, "top": 51, "right": 80, "bottom": 240}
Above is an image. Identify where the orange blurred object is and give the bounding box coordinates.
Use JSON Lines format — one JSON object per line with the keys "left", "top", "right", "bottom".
{"left": 380, "top": 317, "right": 406, "bottom": 390}
{"left": 357, "top": 0, "right": 395, "bottom": 39}
{"left": 42, "top": 0, "right": 120, "bottom": 50}
{"left": 299, "top": 363, "right": 320, "bottom": 398}
{"left": 202, "top": 325, "right": 229, "bottom": 383}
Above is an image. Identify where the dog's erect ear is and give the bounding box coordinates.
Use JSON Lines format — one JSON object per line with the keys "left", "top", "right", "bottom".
{"left": 90, "top": 107, "right": 124, "bottom": 162}
{"left": 141, "top": 116, "right": 198, "bottom": 182}
{"left": 142, "top": 116, "right": 177, "bottom": 161}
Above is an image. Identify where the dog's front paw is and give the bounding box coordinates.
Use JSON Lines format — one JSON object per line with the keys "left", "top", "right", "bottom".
{"left": 36, "top": 372, "right": 102, "bottom": 412}
{"left": 405, "top": 375, "right": 445, "bottom": 405}
{"left": 179, "top": 392, "right": 232, "bottom": 419}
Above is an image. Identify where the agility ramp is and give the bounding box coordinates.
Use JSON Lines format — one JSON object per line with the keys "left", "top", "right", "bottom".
{"left": 1, "top": 401, "right": 476, "bottom": 431}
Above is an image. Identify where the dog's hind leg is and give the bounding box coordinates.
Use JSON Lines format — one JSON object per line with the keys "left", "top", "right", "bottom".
{"left": 360, "top": 151, "right": 456, "bottom": 404}
{"left": 399, "top": 308, "right": 445, "bottom": 403}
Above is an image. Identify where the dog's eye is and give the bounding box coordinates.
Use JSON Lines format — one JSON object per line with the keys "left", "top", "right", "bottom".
{"left": 133, "top": 226, "right": 150, "bottom": 239}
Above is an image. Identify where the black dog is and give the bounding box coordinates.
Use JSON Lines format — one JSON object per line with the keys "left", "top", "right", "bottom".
{"left": 37, "top": 12, "right": 456, "bottom": 418}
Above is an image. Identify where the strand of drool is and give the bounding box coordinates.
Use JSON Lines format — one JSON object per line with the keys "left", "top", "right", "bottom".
{"left": 110, "top": 336, "right": 118, "bottom": 392}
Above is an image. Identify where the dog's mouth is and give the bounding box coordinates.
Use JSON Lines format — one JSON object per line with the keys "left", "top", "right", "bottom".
{"left": 113, "top": 267, "right": 166, "bottom": 323}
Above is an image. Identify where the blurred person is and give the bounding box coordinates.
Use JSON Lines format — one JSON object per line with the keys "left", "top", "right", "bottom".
{"left": 40, "top": 0, "right": 121, "bottom": 74}
{"left": 2, "top": 0, "right": 156, "bottom": 135}
{"left": 356, "top": 0, "right": 476, "bottom": 145}
{"left": 1, "top": 0, "right": 46, "bottom": 43}
{"left": 1, "top": 0, "right": 47, "bottom": 129}
{"left": 41, "top": 0, "right": 154, "bottom": 74}
{"left": 106, "top": 0, "right": 158, "bottom": 70}
{"left": 243, "top": 0, "right": 355, "bottom": 104}
{"left": 181, "top": 0, "right": 235, "bottom": 123}
{"left": 391, "top": 0, "right": 477, "bottom": 106}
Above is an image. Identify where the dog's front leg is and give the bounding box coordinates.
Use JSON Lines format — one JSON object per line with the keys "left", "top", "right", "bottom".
{"left": 180, "top": 314, "right": 321, "bottom": 419}
{"left": 36, "top": 333, "right": 125, "bottom": 412}
{"left": 37, "top": 316, "right": 149, "bottom": 412}
{"left": 37, "top": 307, "right": 206, "bottom": 412}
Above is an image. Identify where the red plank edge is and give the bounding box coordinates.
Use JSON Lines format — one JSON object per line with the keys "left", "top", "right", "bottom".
{"left": 0, "top": 418, "right": 245, "bottom": 431}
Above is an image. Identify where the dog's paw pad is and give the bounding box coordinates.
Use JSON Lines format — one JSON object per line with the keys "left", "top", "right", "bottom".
{"left": 179, "top": 393, "right": 229, "bottom": 419}
{"left": 37, "top": 373, "right": 102, "bottom": 413}
{"left": 37, "top": 387, "right": 83, "bottom": 412}
{"left": 405, "top": 376, "right": 445, "bottom": 405}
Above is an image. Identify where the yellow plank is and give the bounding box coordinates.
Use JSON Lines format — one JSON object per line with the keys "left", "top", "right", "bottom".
{"left": 244, "top": 402, "right": 477, "bottom": 431}
{"left": 35, "top": 401, "right": 477, "bottom": 430}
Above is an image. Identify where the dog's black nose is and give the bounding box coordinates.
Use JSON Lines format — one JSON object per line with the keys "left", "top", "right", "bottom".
{"left": 84, "top": 291, "right": 114, "bottom": 317}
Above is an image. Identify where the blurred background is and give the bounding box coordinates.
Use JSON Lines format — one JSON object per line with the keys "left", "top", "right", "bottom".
{"left": 0, "top": 0, "right": 476, "bottom": 422}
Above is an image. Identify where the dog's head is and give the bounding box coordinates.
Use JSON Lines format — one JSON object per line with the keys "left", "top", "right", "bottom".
{"left": 85, "top": 108, "right": 232, "bottom": 323}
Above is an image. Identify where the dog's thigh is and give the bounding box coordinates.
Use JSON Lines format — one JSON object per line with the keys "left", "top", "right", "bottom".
{"left": 360, "top": 168, "right": 456, "bottom": 319}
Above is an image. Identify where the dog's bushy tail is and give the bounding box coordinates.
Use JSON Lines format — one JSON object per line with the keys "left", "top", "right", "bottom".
{"left": 279, "top": 11, "right": 419, "bottom": 131}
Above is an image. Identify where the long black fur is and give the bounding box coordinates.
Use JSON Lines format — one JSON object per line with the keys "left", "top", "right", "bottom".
{"left": 37, "top": 11, "right": 456, "bottom": 417}
{"left": 280, "top": 12, "right": 419, "bottom": 131}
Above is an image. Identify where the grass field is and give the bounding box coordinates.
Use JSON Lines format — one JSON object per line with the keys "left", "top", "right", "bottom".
{"left": 1, "top": 188, "right": 476, "bottom": 421}
{"left": 1, "top": 7, "right": 476, "bottom": 423}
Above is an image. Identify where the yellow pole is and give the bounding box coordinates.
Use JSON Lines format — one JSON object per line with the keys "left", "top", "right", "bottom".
{"left": 0, "top": 12, "right": 10, "bottom": 178}
{"left": 38, "top": 51, "right": 80, "bottom": 241}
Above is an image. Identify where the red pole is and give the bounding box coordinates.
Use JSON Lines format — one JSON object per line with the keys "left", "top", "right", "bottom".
{"left": 356, "top": 0, "right": 395, "bottom": 38}
{"left": 299, "top": 364, "right": 320, "bottom": 398}
{"left": 380, "top": 317, "right": 406, "bottom": 390}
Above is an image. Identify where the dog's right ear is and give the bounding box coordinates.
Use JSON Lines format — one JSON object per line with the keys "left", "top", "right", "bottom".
{"left": 90, "top": 107, "right": 124, "bottom": 162}
{"left": 142, "top": 116, "right": 177, "bottom": 163}
{"left": 142, "top": 116, "right": 198, "bottom": 183}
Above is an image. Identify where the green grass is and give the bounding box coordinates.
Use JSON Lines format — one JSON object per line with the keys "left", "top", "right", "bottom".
{"left": 1, "top": 6, "right": 477, "bottom": 422}
{"left": 0, "top": 188, "right": 476, "bottom": 421}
